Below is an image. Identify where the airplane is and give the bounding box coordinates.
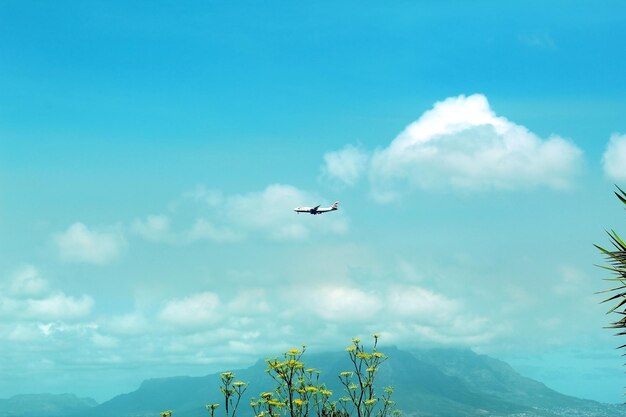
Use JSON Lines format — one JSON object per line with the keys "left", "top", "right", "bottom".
{"left": 294, "top": 201, "right": 339, "bottom": 215}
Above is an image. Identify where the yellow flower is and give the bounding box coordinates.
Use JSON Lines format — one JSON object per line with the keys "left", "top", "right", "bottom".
{"left": 340, "top": 371, "right": 353, "bottom": 377}
{"left": 287, "top": 348, "right": 302, "bottom": 356}
{"left": 348, "top": 384, "right": 358, "bottom": 391}
{"left": 371, "top": 333, "right": 380, "bottom": 339}
{"left": 365, "top": 399, "right": 378, "bottom": 406}
{"left": 351, "top": 338, "right": 361, "bottom": 344}
{"left": 356, "top": 352, "right": 371, "bottom": 359}
{"left": 320, "top": 389, "right": 332, "bottom": 396}
{"left": 267, "top": 400, "right": 283, "bottom": 407}
{"left": 205, "top": 404, "right": 219, "bottom": 410}
{"left": 305, "top": 386, "right": 318, "bottom": 392}
{"left": 306, "top": 368, "right": 316, "bottom": 373}
{"left": 160, "top": 411, "right": 173, "bottom": 417}
{"left": 285, "top": 359, "right": 304, "bottom": 369}
{"left": 261, "top": 392, "right": 273, "bottom": 399}
{"left": 233, "top": 381, "right": 247, "bottom": 387}
{"left": 372, "top": 352, "right": 385, "bottom": 358}
{"left": 345, "top": 345, "right": 357, "bottom": 352}
{"left": 293, "top": 399, "right": 305, "bottom": 406}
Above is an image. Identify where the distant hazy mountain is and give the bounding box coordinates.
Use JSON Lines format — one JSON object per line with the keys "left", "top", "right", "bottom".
{"left": 2, "top": 348, "right": 625, "bottom": 417}
{"left": 0, "top": 393, "right": 97, "bottom": 417}
{"left": 413, "top": 348, "right": 589, "bottom": 409}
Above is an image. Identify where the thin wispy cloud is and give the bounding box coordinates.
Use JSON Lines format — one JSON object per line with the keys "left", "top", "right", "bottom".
{"left": 134, "top": 184, "right": 347, "bottom": 243}
{"left": 101, "top": 313, "right": 150, "bottom": 336}
{"left": 158, "top": 292, "right": 222, "bottom": 330}
{"left": 25, "top": 293, "right": 94, "bottom": 321}
{"left": 322, "top": 94, "right": 584, "bottom": 202}
{"left": 131, "top": 215, "right": 172, "bottom": 242}
{"left": 518, "top": 33, "right": 557, "bottom": 50}
{"left": 321, "top": 144, "right": 369, "bottom": 187}
{"left": 54, "top": 223, "right": 126, "bottom": 264}
{"left": 187, "top": 218, "right": 242, "bottom": 243}
{"left": 9, "top": 265, "right": 48, "bottom": 298}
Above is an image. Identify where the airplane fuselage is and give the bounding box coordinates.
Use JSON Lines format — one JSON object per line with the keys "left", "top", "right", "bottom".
{"left": 294, "top": 202, "right": 339, "bottom": 215}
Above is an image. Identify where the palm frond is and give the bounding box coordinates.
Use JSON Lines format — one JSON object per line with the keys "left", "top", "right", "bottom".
{"left": 615, "top": 185, "right": 626, "bottom": 206}
{"left": 597, "top": 186, "right": 626, "bottom": 365}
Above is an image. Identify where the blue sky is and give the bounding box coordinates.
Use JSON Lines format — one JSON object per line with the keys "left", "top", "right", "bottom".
{"left": 2, "top": 0, "right": 626, "bottom": 405}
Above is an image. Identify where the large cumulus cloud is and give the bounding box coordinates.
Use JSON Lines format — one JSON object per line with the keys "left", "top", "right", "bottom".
{"left": 323, "top": 94, "right": 583, "bottom": 202}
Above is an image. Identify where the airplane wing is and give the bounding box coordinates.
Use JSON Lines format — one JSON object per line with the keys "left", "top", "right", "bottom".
{"left": 312, "top": 205, "right": 321, "bottom": 212}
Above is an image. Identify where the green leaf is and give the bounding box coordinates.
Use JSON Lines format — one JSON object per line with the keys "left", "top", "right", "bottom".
{"left": 615, "top": 185, "right": 626, "bottom": 206}
{"left": 608, "top": 296, "right": 626, "bottom": 314}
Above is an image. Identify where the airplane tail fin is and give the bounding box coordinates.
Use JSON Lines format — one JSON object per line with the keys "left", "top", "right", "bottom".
{"left": 332, "top": 201, "right": 339, "bottom": 209}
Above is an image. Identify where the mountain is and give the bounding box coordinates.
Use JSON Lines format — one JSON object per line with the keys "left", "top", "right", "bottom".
{"left": 413, "top": 348, "right": 589, "bottom": 409}
{"left": 0, "top": 394, "right": 97, "bottom": 417}
{"left": 2, "top": 348, "right": 625, "bottom": 417}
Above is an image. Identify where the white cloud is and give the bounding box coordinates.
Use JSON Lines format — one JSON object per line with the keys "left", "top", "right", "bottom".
{"left": 188, "top": 184, "right": 348, "bottom": 241}
{"left": 54, "top": 222, "right": 125, "bottom": 264}
{"left": 386, "top": 316, "right": 495, "bottom": 346}
{"left": 302, "top": 286, "right": 383, "bottom": 322}
{"left": 553, "top": 266, "right": 586, "bottom": 297}
{"left": 33, "top": 321, "right": 98, "bottom": 337}
{"left": 25, "top": 293, "right": 94, "bottom": 321}
{"left": 0, "top": 268, "right": 498, "bottom": 385}
{"left": 387, "top": 285, "right": 459, "bottom": 324}
{"left": 322, "top": 94, "right": 583, "bottom": 202}
{"left": 227, "top": 289, "right": 270, "bottom": 315}
{"left": 227, "top": 184, "right": 323, "bottom": 240}
{"left": 132, "top": 215, "right": 172, "bottom": 242}
{"left": 142, "top": 279, "right": 490, "bottom": 354}
{"left": 7, "top": 324, "right": 42, "bottom": 342}
{"left": 518, "top": 33, "right": 557, "bottom": 49}
{"left": 322, "top": 145, "right": 369, "bottom": 186}
{"left": 602, "top": 133, "right": 626, "bottom": 181}
{"left": 91, "top": 332, "right": 120, "bottom": 348}
{"left": 285, "top": 282, "right": 485, "bottom": 344}
{"left": 158, "top": 292, "right": 222, "bottom": 329}
{"left": 136, "top": 184, "right": 347, "bottom": 244}
{"left": 183, "top": 186, "right": 224, "bottom": 207}
{"left": 187, "top": 218, "right": 241, "bottom": 242}
{"left": 1, "top": 267, "right": 94, "bottom": 322}
{"left": 102, "top": 313, "right": 149, "bottom": 335}
{"left": 9, "top": 265, "right": 48, "bottom": 298}
{"left": 132, "top": 214, "right": 241, "bottom": 244}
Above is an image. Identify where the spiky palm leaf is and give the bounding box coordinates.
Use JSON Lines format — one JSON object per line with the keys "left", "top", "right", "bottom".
{"left": 596, "top": 186, "right": 626, "bottom": 347}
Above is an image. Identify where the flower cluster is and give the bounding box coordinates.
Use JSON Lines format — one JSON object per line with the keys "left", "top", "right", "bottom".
{"left": 161, "top": 336, "right": 399, "bottom": 417}
{"left": 337, "top": 335, "right": 395, "bottom": 417}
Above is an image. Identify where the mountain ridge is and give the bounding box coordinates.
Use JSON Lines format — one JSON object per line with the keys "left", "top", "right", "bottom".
{"left": 2, "top": 347, "right": 624, "bottom": 417}
{"left": 0, "top": 393, "right": 97, "bottom": 417}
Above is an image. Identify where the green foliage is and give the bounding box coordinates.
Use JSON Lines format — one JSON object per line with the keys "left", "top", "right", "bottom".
{"left": 596, "top": 186, "right": 626, "bottom": 352}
